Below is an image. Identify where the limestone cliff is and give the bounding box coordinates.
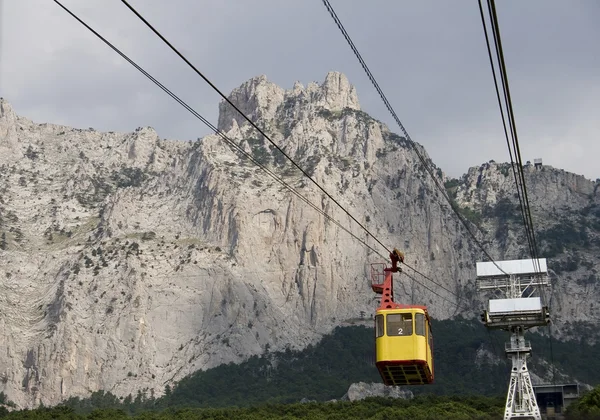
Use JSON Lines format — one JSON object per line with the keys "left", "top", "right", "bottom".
{"left": 452, "top": 161, "right": 600, "bottom": 332}
{"left": 0, "top": 72, "right": 597, "bottom": 408}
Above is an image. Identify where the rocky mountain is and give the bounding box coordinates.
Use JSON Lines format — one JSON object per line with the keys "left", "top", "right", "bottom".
{"left": 452, "top": 161, "right": 600, "bottom": 332}
{"left": 0, "top": 71, "right": 598, "bottom": 409}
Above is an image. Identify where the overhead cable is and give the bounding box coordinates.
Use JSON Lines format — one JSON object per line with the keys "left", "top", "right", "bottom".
{"left": 321, "top": 0, "right": 509, "bottom": 276}
{"left": 477, "top": 0, "right": 536, "bottom": 264}
{"left": 52, "top": 0, "right": 387, "bottom": 262}
{"left": 119, "top": 0, "right": 477, "bottom": 310}
{"left": 119, "top": 0, "right": 392, "bottom": 257}
{"left": 487, "top": 0, "right": 542, "bottom": 270}
{"left": 479, "top": 0, "right": 555, "bottom": 386}
{"left": 479, "top": 0, "right": 542, "bottom": 276}
{"left": 55, "top": 0, "right": 472, "bottom": 311}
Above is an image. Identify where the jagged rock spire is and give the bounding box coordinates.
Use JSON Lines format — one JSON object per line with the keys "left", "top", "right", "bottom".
{"left": 217, "top": 71, "right": 360, "bottom": 132}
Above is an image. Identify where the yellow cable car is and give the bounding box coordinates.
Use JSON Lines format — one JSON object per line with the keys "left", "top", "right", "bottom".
{"left": 374, "top": 306, "right": 434, "bottom": 385}
{"left": 370, "top": 250, "right": 434, "bottom": 386}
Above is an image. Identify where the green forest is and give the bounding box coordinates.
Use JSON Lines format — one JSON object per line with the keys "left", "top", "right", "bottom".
{"left": 0, "top": 395, "right": 507, "bottom": 419}
{"left": 1, "top": 318, "right": 599, "bottom": 419}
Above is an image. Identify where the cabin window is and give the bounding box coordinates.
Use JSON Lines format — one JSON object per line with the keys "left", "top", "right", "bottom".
{"left": 429, "top": 327, "right": 433, "bottom": 349}
{"left": 415, "top": 313, "right": 425, "bottom": 336}
{"left": 387, "top": 313, "right": 413, "bottom": 336}
{"left": 375, "top": 314, "right": 384, "bottom": 338}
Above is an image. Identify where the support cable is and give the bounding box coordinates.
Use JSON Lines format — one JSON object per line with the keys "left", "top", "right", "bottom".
{"left": 480, "top": 0, "right": 556, "bottom": 391}
{"left": 118, "top": 0, "right": 482, "bottom": 307}
{"left": 486, "top": 0, "right": 542, "bottom": 273}
{"left": 52, "top": 0, "right": 387, "bottom": 262}
{"left": 56, "top": 0, "right": 478, "bottom": 312}
{"left": 403, "top": 270, "right": 469, "bottom": 312}
{"left": 119, "top": 0, "right": 392, "bottom": 257}
{"left": 477, "top": 0, "right": 537, "bottom": 269}
{"left": 403, "top": 262, "right": 462, "bottom": 302}
{"left": 321, "top": 0, "right": 509, "bottom": 276}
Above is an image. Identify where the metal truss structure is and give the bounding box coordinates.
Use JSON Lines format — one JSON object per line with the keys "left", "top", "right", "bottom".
{"left": 477, "top": 259, "right": 551, "bottom": 420}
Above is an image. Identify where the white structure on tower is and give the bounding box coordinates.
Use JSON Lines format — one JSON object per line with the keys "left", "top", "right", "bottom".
{"left": 477, "top": 259, "right": 551, "bottom": 420}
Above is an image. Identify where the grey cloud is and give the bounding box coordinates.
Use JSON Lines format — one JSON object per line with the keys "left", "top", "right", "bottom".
{"left": 1, "top": 0, "right": 598, "bottom": 180}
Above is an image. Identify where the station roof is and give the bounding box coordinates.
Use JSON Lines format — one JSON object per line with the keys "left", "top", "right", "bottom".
{"left": 476, "top": 259, "right": 547, "bottom": 277}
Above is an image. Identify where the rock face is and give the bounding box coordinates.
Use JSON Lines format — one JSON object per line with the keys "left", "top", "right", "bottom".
{"left": 452, "top": 161, "right": 600, "bottom": 330}
{"left": 341, "top": 381, "right": 413, "bottom": 401}
{"left": 0, "top": 72, "right": 598, "bottom": 408}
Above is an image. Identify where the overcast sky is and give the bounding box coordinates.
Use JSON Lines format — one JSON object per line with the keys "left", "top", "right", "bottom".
{"left": 1, "top": 0, "right": 598, "bottom": 180}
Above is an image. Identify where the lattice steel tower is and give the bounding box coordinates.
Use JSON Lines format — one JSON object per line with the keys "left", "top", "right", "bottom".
{"left": 477, "top": 259, "right": 550, "bottom": 420}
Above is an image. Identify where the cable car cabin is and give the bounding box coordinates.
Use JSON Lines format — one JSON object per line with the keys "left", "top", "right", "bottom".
{"left": 370, "top": 252, "right": 434, "bottom": 386}
{"left": 374, "top": 306, "right": 434, "bottom": 386}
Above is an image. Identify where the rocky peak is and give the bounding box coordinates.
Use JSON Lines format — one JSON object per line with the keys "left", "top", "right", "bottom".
{"left": 292, "top": 81, "right": 304, "bottom": 94}
{"left": 217, "top": 71, "right": 360, "bottom": 132}
{"left": 215, "top": 71, "right": 380, "bottom": 182}
{"left": 217, "top": 75, "right": 285, "bottom": 132}
{"left": 455, "top": 161, "right": 598, "bottom": 211}
{"left": 125, "top": 126, "right": 161, "bottom": 166}
{"left": 317, "top": 71, "right": 360, "bottom": 111}
{"left": 0, "top": 99, "right": 22, "bottom": 155}
{"left": 0, "top": 98, "right": 16, "bottom": 121}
